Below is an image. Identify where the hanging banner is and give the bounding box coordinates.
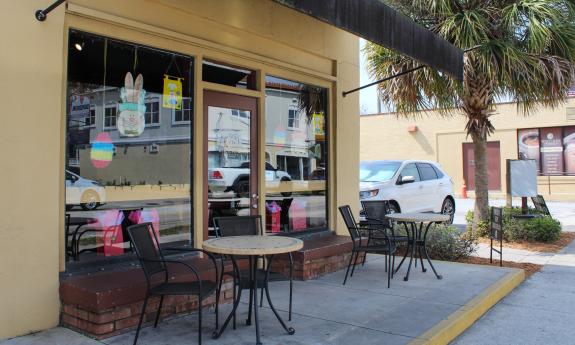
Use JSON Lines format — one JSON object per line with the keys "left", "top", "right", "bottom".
{"left": 540, "top": 127, "right": 564, "bottom": 174}
{"left": 313, "top": 112, "right": 325, "bottom": 140}
{"left": 118, "top": 72, "right": 146, "bottom": 137}
{"left": 163, "top": 75, "right": 183, "bottom": 110}
{"left": 517, "top": 128, "right": 540, "bottom": 171}
{"left": 564, "top": 126, "right": 575, "bottom": 174}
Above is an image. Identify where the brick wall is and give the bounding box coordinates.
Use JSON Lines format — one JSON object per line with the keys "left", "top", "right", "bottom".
{"left": 61, "top": 279, "right": 233, "bottom": 339}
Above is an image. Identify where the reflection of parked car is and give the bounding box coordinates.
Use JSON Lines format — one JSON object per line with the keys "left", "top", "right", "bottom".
{"left": 208, "top": 162, "right": 292, "bottom": 197}
{"left": 65, "top": 170, "right": 106, "bottom": 210}
{"left": 359, "top": 160, "right": 455, "bottom": 223}
{"left": 310, "top": 167, "right": 326, "bottom": 180}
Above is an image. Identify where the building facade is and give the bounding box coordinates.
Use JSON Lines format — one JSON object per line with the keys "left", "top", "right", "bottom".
{"left": 360, "top": 98, "right": 575, "bottom": 201}
{"left": 0, "top": 0, "right": 364, "bottom": 338}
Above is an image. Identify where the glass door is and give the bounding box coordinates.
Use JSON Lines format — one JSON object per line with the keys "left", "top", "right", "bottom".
{"left": 203, "top": 90, "right": 258, "bottom": 237}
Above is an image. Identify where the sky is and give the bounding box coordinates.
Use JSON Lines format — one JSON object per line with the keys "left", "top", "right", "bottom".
{"left": 359, "top": 39, "right": 382, "bottom": 115}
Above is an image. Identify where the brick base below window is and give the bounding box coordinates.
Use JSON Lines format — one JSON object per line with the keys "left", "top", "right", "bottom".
{"left": 61, "top": 281, "right": 233, "bottom": 339}
{"left": 271, "top": 250, "right": 365, "bottom": 280}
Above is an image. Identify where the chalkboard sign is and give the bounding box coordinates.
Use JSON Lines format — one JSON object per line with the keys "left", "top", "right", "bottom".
{"left": 508, "top": 159, "right": 537, "bottom": 197}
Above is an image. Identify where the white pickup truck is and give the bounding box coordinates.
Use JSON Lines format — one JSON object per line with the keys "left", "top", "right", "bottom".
{"left": 208, "top": 161, "right": 292, "bottom": 197}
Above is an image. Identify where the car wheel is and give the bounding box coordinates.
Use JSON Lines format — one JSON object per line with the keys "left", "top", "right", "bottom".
{"left": 234, "top": 180, "right": 250, "bottom": 198}
{"left": 280, "top": 178, "right": 292, "bottom": 197}
{"left": 441, "top": 197, "right": 455, "bottom": 225}
{"left": 81, "top": 190, "right": 100, "bottom": 210}
{"left": 388, "top": 202, "right": 400, "bottom": 214}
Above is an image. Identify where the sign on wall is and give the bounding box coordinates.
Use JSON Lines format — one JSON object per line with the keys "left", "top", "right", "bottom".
{"left": 540, "top": 127, "right": 564, "bottom": 174}
{"left": 70, "top": 95, "right": 91, "bottom": 118}
{"left": 163, "top": 75, "right": 183, "bottom": 110}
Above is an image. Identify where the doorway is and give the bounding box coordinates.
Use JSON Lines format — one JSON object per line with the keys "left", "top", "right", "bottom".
{"left": 203, "top": 90, "right": 259, "bottom": 238}
{"left": 463, "top": 141, "right": 502, "bottom": 190}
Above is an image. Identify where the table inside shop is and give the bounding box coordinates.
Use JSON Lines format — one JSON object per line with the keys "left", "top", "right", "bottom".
{"left": 203, "top": 235, "right": 303, "bottom": 345}
{"left": 386, "top": 213, "right": 450, "bottom": 281}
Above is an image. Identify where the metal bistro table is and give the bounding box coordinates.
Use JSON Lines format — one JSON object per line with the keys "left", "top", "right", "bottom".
{"left": 204, "top": 235, "right": 303, "bottom": 345}
{"left": 386, "top": 213, "right": 450, "bottom": 281}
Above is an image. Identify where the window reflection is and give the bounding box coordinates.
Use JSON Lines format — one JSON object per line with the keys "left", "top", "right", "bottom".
{"left": 264, "top": 76, "right": 328, "bottom": 233}
{"left": 65, "top": 30, "right": 193, "bottom": 266}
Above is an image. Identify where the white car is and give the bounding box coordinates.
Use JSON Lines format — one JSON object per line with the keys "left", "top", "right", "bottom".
{"left": 65, "top": 170, "right": 106, "bottom": 210}
{"left": 359, "top": 160, "right": 455, "bottom": 223}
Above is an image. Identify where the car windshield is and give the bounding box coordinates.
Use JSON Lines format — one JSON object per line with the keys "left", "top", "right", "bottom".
{"left": 360, "top": 161, "right": 401, "bottom": 182}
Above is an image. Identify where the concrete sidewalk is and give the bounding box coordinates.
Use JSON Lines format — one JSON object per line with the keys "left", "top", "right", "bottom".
{"left": 1, "top": 257, "right": 521, "bottom": 345}
{"left": 452, "top": 238, "right": 575, "bottom": 345}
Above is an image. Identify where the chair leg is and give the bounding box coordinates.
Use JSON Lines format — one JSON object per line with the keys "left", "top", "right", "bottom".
{"left": 154, "top": 295, "right": 164, "bottom": 328}
{"left": 385, "top": 254, "right": 393, "bottom": 289}
{"left": 391, "top": 254, "right": 396, "bottom": 278}
{"left": 232, "top": 276, "right": 237, "bottom": 330}
{"left": 343, "top": 250, "right": 355, "bottom": 285}
{"left": 133, "top": 293, "right": 149, "bottom": 345}
{"left": 289, "top": 252, "right": 294, "bottom": 321}
{"left": 350, "top": 251, "right": 360, "bottom": 277}
{"left": 384, "top": 254, "right": 388, "bottom": 272}
{"left": 198, "top": 294, "right": 202, "bottom": 345}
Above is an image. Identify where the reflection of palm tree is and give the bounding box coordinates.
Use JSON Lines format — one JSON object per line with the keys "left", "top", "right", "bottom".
{"left": 298, "top": 85, "right": 325, "bottom": 123}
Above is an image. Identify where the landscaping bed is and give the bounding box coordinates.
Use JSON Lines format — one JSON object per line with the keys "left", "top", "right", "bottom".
{"left": 475, "top": 232, "right": 575, "bottom": 254}
{"left": 461, "top": 256, "right": 542, "bottom": 278}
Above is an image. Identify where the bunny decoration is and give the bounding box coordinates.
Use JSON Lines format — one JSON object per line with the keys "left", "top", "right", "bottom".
{"left": 117, "top": 72, "right": 146, "bottom": 137}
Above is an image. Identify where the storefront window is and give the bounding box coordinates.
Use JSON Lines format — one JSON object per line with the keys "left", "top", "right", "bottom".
{"left": 264, "top": 76, "right": 328, "bottom": 233}
{"left": 517, "top": 126, "right": 575, "bottom": 175}
{"left": 65, "top": 30, "right": 194, "bottom": 267}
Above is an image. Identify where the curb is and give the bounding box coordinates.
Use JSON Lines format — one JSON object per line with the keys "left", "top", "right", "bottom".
{"left": 408, "top": 267, "right": 525, "bottom": 345}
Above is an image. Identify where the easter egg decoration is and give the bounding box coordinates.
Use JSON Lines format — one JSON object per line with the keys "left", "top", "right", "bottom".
{"left": 90, "top": 132, "right": 114, "bottom": 169}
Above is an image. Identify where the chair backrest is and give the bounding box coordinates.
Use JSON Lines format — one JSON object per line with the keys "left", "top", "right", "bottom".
{"left": 213, "top": 215, "right": 263, "bottom": 237}
{"left": 361, "top": 200, "right": 393, "bottom": 228}
{"left": 338, "top": 206, "right": 361, "bottom": 241}
{"left": 531, "top": 195, "right": 550, "bottom": 215}
{"left": 127, "top": 222, "right": 166, "bottom": 283}
{"left": 491, "top": 207, "right": 503, "bottom": 241}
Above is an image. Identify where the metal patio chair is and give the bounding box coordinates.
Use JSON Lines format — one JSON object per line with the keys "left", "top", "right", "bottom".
{"left": 213, "top": 215, "right": 295, "bottom": 326}
{"left": 127, "top": 222, "right": 219, "bottom": 345}
{"left": 339, "top": 205, "right": 396, "bottom": 288}
{"left": 360, "top": 200, "right": 408, "bottom": 272}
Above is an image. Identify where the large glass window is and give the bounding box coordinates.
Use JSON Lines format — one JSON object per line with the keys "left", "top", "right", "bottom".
{"left": 264, "top": 76, "right": 329, "bottom": 233}
{"left": 65, "top": 30, "right": 193, "bottom": 268}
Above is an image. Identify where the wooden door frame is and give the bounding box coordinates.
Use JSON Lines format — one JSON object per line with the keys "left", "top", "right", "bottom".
{"left": 202, "top": 90, "right": 259, "bottom": 240}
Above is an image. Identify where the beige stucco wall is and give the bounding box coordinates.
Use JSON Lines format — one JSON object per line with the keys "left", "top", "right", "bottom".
{"left": 360, "top": 99, "right": 575, "bottom": 200}
{"left": 0, "top": 0, "right": 359, "bottom": 339}
{"left": 0, "top": 1, "right": 66, "bottom": 339}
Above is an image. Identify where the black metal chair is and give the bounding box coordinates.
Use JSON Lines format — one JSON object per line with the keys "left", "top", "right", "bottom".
{"left": 213, "top": 215, "right": 295, "bottom": 326}
{"left": 339, "top": 205, "right": 396, "bottom": 288}
{"left": 360, "top": 200, "right": 408, "bottom": 271}
{"left": 127, "top": 222, "right": 219, "bottom": 345}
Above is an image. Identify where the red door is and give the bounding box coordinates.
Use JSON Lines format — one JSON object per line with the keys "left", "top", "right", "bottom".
{"left": 463, "top": 141, "right": 501, "bottom": 191}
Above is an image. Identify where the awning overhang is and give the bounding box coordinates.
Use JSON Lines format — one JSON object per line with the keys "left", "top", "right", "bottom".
{"left": 272, "top": 0, "right": 464, "bottom": 81}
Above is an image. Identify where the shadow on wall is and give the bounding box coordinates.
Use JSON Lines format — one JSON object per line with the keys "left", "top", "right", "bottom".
{"left": 411, "top": 131, "right": 434, "bottom": 154}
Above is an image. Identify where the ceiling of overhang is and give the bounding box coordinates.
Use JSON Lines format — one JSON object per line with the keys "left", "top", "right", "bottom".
{"left": 272, "top": 0, "right": 464, "bottom": 81}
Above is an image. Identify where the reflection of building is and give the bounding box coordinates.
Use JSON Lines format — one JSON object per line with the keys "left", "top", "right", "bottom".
{"left": 361, "top": 98, "right": 575, "bottom": 200}
{"left": 69, "top": 89, "right": 192, "bottom": 185}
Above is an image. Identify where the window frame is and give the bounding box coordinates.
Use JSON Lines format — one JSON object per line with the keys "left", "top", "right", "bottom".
{"left": 103, "top": 103, "right": 118, "bottom": 130}
{"left": 287, "top": 107, "right": 301, "bottom": 130}
{"left": 144, "top": 97, "right": 161, "bottom": 127}
{"left": 172, "top": 97, "right": 192, "bottom": 125}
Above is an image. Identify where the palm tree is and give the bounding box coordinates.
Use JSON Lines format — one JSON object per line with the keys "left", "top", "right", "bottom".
{"left": 364, "top": 0, "right": 575, "bottom": 232}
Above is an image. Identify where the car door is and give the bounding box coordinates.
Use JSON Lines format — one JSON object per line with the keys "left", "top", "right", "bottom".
{"left": 65, "top": 171, "right": 80, "bottom": 205}
{"left": 416, "top": 163, "right": 440, "bottom": 212}
{"left": 395, "top": 163, "right": 423, "bottom": 212}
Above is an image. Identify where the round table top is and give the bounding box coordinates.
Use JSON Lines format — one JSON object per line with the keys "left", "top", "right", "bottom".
{"left": 386, "top": 212, "right": 450, "bottom": 223}
{"left": 203, "top": 236, "right": 303, "bottom": 256}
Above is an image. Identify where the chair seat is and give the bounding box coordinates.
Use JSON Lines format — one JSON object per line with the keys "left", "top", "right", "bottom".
{"left": 150, "top": 280, "right": 217, "bottom": 297}
{"left": 357, "top": 244, "right": 396, "bottom": 254}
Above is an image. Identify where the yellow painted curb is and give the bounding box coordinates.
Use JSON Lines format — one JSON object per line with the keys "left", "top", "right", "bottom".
{"left": 408, "top": 267, "right": 525, "bottom": 345}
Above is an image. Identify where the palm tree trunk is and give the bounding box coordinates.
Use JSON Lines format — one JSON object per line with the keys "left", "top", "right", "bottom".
{"left": 471, "top": 131, "right": 489, "bottom": 234}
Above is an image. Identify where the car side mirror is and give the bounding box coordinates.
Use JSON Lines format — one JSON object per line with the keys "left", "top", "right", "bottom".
{"left": 398, "top": 176, "right": 415, "bottom": 185}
